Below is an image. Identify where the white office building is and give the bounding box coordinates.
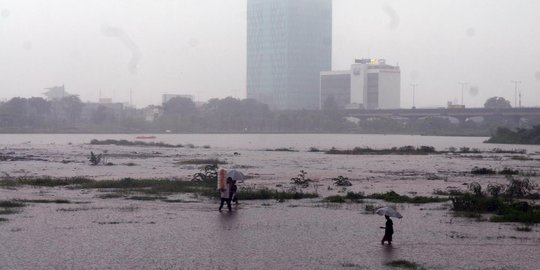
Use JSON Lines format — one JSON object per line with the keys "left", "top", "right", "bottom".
{"left": 320, "top": 59, "right": 400, "bottom": 110}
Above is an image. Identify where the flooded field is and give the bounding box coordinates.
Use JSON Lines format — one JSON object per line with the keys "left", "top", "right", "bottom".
{"left": 1, "top": 134, "right": 539, "bottom": 269}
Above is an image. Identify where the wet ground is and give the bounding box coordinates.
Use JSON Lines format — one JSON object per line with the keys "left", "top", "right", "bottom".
{"left": 1, "top": 134, "right": 540, "bottom": 269}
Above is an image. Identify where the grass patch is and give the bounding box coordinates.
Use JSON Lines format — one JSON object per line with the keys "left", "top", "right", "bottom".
{"left": 0, "top": 208, "right": 20, "bottom": 215}
{"left": 238, "top": 188, "right": 318, "bottom": 201}
{"left": 324, "top": 192, "right": 366, "bottom": 203}
{"left": 327, "top": 145, "right": 437, "bottom": 155}
{"left": 127, "top": 196, "right": 167, "bottom": 201}
{"left": 452, "top": 211, "right": 482, "bottom": 219}
{"left": 433, "top": 189, "right": 466, "bottom": 196}
{"left": 385, "top": 260, "right": 423, "bottom": 269}
{"left": 470, "top": 167, "right": 496, "bottom": 175}
{"left": 97, "top": 192, "right": 127, "bottom": 199}
{"left": 161, "top": 199, "right": 185, "bottom": 203}
{"left": 0, "top": 177, "right": 93, "bottom": 187}
{"left": 265, "top": 148, "right": 298, "bottom": 152}
{"left": 90, "top": 139, "right": 183, "bottom": 148}
{"left": 323, "top": 192, "right": 365, "bottom": 204}
{"left": 0, "top": 200, "right": 25, "bottom": 217}
{"left": 57, "top": 207, "right": 105, "bottom": 212}
{"left": 324, "top": 195, "right": 346, "bottom": 203}
{"left": 515, "top": 226, "right": 532, "bottom": 232}
{"left": 499, "top": 167, "right": 519, "bottom": 175}
{"left": 178, "top": 158, "right": 226, "bottom": 165}
{"left": 367, "top": 191, "right": 447, "bottom": 204}
{"left": 452, "top": 193, "right": 540, "bottom": 223}
{"left": 0, "top": 200, "right": 25, "bottom": 208}
{"left": 16, "top": 199, "right": 71, "bottom": 204}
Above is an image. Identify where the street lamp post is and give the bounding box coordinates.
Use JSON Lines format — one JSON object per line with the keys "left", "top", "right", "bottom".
{"left": 458, "top": 82, "right": 468, "bottom": 106}
{"left": 511, "top": 80, "right": 521, "bottom": 108}
{"left": 411, "top": 83, "right": 418, "bottom": 108}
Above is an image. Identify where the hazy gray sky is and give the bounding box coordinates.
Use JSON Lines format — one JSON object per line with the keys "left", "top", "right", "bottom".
{"left": 0, "top": 0, "right": 539, "bottom": 108}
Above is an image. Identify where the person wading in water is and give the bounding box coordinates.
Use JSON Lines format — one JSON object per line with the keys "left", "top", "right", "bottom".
{"left": 381, "top": 215, "right": 394, "bottom": 245}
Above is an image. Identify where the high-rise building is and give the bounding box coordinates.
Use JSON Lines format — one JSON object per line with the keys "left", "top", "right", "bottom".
{"left": 247, "top": 0, "right": 332, "bottom": 110}
{"left": 320, "top": 59, "right": 401, "bottom": 110}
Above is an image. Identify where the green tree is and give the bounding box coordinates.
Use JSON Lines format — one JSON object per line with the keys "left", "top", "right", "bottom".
{"left": 484, "top": 97, "right": 511, "bottom": 109}
{"left": 163, "top": 97, "right": 197, "bottom": 116}
{"left": 0, "top": 97, "right": 29, "bottom": 127}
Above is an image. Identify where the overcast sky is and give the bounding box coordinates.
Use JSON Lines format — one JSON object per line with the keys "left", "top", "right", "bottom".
{"left": 0, "top": 0, "right": 539, "bottom": 108}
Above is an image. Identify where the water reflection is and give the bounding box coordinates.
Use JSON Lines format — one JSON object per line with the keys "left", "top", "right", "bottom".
{"left": 380, "top": 244, "right": 398, "bottom": 263}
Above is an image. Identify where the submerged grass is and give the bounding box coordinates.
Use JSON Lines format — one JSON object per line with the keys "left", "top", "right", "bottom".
{"left": 178, "top": 158, "right": 226, "bottom": 165}
{"left": 367, "top": 191, "right": 447, "bottom": 204}
{"left": 452, "top": 193, "right": 540, "bottom": 223}
{"left": 385, "top": 260, "right": 424, "bottom": 269}
{"left": 0, "top": 177, "right": 319, "bottom": 201}
{"left": 127, "top": 196, "right": 167, "bottom": 201}
{"left": 0, "top": 200, "right": 25, "bottom": 208}
{"left": 0, "top": 200, "right": 25, "bottom": 218}
{"left": 0, "top": 208, "right": 20, "bottom": 215}
{"left": 323, "top": 192, "right": 366, "bottom": 203}
{"left": 0, "top": 177, "right": 93, "bottom": 187}
{"left": 16, "top": 199, "right": 71, "bottom": 204}
{"left": 238, "top": 188, "right": 318, "bottom": 200}
{"left": 515, "top": 226, "right": 533, "bottom": 232}
{"left": 327, "top": 146, "right": 437, "bottom": 155}
{"left": 90, "top": 139, "right": 183, "bottom": 148}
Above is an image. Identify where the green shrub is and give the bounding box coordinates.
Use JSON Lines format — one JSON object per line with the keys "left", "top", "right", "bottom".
{"left": 89, "top": 151, "right": 102, "bottom": 166}
{"left": 332, "top": 176, "right": 352, "bottom": 187}
{"left": 471, "top": 167, "right": 496, "bottom": 175}
{"left": 191, "top": 164, "right": 218, "bottom": 182}
{"left": 290, "top": 170, "right": 312, "bottom": 188}
{"left": 324, "top": 195, "right": 346, "bottom": 203}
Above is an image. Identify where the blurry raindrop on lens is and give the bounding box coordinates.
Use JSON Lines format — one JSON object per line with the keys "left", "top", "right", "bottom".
{"left": 469, "top": 85, "right": 479, "bottom": 96}
{"left": 22, "top": 41, "right": 33, "bottom": 50}
{"left": 1, "top": 9, "right": 9, "bottom": 18}
{"left": 535, "top": 71, "right": 540, "bottom": 81}
{"left": 101, "top": 24, "right": 124, "bottom": 37}
{"left": 410, "top": 71, "right": 419, "bottom": 81}
{"left": 382, "top": 5, "right": 400, "bottom": 30}
{"left": 187, "top": 38, "right": 199, "bottom": 48}
{"left": 466, "top": 27, "right": 476, "bottom": 37}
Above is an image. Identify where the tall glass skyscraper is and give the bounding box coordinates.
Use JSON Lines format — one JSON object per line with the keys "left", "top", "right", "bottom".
{"left": 247, "top": 0, "right": 332, "bottom": 110}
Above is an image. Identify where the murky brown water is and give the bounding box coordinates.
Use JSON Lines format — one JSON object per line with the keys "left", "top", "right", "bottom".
{"left": 0, "top": 188, "right": 538, "bottom": 270}
{"left": 1, "top": 134, "right": 540, "bottom": 269}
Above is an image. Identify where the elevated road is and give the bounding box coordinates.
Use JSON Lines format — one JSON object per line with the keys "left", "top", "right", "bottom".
{"left": 345, "top": 107, "right": 540, "bottom": 120}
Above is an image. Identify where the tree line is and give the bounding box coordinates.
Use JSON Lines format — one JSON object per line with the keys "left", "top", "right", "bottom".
{"left": 0, "top": 95, "right": 535, "bottom": 134}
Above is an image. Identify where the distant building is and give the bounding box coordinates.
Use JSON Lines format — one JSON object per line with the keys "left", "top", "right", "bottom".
{"left": 143, "top": 105, "right": 163, "bottom": 122}
{"left": 43, "top": 85, "right": 75, "bottom": 100}
{"left": 320, "top": 71, "right": 350, "bottom": 109}
{"left": 99, "top": 98, "right": 113, "bottom": 104}
{"left": 320, "top": 59, "right": 401, "bottom": 110}
{"left": 162, "top": 94, "right": 194, "bottom": 105}
{"left": 247, "top": 0, "right": 332, "bottom": 110}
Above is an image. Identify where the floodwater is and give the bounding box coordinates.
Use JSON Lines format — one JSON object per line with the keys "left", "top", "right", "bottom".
{"left": 1, "top": 134, "right": 540, "bottom": 269}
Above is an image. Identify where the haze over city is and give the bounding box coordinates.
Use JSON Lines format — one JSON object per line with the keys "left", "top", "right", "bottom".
{"left": 1, "top": 0, "right": 539, "bottom": 108}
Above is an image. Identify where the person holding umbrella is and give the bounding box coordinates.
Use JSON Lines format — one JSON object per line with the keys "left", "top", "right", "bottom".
{"left": 376, "top": 207, "right": 402, "bottom": 245}
{"left": 380, "top": 215, "right": 394, "bottom": 245}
